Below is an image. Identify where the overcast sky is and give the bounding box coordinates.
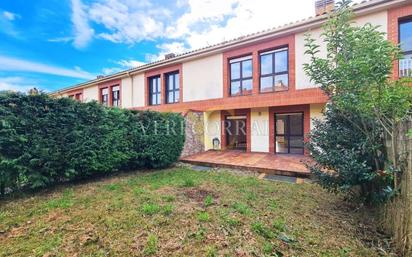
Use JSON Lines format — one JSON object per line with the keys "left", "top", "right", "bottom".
{"left": 0, "top": 0, "right": 363, "bottom": 92}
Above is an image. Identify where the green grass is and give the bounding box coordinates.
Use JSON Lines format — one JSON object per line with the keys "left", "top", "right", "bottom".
{"left": 232, "top": 202, "right": 251, "bottom": 215}
{"left": 143, "top": 234, "right": 158, "bottom": 256}
{"left": 162, "top": 204, "right": 174, "bottom": 216}
{"left": 197, "top": 211, "right": 210, "bottom": 222}
{"left": 206, "top": 246, "right": 218, "bottom": 257}
{"left": 263, "top": 242, "right": 274, "bottom": 255}
{"left": 251, "top": 221, "right": 275, "bottom": 239}
{"left": 103, "top": 183, "right": 122, "bottom": 191}
{"left": 45, "top": 189, "right": 74, "bottom": 209}
{"left": 141, "top": 203, "right": 160, "bottom": 215}
{"left": 204, "top": 195, "right": 213, "bottom": 207}
{"left": 162, "top": 195, "right": 175, "bottom": 202}
{"left": 181, "top": 177, "right": 196, "bottom": 187}
{"left": 272, "top": 217, "right": 287, "bottom": 232}
{"left": 0, "top": 167, "right": 390, "bottom": 257}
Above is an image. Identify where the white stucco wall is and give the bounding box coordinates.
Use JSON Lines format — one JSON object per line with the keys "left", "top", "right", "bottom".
{"left": 121, "top": 77, "right": 133, "bottom": 108}
{"left": 204, "top": 111, "right": 221, "bottom": 150}
{"left": 251, "top": 108, "right": 269, "bottom": 152}
{"left": 183, "top": 54, "right": 223, "bottom": 102}
{"left": 132, "top": 73, "right": 145, "bottom": 108}
{"left": 83, "top": 86, "right": 98, "bottom": 102}
{"left": 295, "top": 10, "right": 388, "bottom": 90}
{"left": 310, "top": 103, "right": 326, "bottom": 130}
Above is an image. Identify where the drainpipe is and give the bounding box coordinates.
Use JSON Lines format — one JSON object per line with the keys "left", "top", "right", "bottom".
{"left": 128, "top": 71, "right": 134, "bottom": 107}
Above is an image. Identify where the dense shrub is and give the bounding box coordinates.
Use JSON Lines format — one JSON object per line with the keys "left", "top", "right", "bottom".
{"left": 307, "top": 105, "right": 390, "bottom": 203}
{"left": 0, "top": 92, "right": 185, "bottom": 194}
{"left": 304, "top": 0, "right": 412, "bottom": 204}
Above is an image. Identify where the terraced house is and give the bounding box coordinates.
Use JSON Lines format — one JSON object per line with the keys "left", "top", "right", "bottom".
{"left": 53, "top": 0, "right": 412, "bottom": 176}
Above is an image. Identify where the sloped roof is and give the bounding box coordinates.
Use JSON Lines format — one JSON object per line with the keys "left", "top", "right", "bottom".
{"left": 54, "top": 0, "right": 404, "bottom": 94}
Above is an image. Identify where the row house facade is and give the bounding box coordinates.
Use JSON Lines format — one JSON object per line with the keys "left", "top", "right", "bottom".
{"left": 54, "top": 0, "right": 412, "bottom": 157}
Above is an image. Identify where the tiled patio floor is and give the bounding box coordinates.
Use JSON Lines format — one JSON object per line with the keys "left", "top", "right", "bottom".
{"left": 181, "top": 150, "right": 312, "bottom": 177}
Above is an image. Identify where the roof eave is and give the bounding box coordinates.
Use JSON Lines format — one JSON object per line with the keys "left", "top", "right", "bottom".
{"left": 52, "top": 0, "right": 405, "bottom": 95}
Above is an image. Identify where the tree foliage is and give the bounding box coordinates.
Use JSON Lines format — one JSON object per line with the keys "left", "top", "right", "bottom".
{"left": 0, "top": 93, "right": 185, "bottom": 195}
{"left": 304, "top": 0, "right": 412, "bottom": 204}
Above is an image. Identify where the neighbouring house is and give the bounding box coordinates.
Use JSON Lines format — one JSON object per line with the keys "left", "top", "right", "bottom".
{"left": 52, "top": 0, "right": 412, "bottom": 174}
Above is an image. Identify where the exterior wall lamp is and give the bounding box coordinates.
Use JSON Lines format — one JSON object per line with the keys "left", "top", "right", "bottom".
{"left": 212, "top": 137, "right": 220, "bottom": 150}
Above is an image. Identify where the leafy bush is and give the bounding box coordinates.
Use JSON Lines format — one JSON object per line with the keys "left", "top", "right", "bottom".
{"left": 0, "top": 92, "right": 185, "bottom": 195}
{"left": 307, "top": 106, "right": 390, "bottom": 202}
{"left": 304, "top": 0, "right": 412, "bottom": 204}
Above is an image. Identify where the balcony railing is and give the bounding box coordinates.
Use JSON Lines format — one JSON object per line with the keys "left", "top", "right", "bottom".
{"left": 399, "top": 58, "right": 412, "bottom": 78}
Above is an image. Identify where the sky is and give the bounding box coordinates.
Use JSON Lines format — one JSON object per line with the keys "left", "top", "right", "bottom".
{"left": 0, "top": 0, "right": 362, "bottom": 92}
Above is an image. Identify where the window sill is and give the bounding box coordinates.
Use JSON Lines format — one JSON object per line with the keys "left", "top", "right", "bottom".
{"left": 229, "top": 92, "right": 253, "bottom": 97}
{"left": 259, "top": 88, "right": 289, "bottom": 94}
{"left": 165, "top": 101, "right": 180, "bottom": 105}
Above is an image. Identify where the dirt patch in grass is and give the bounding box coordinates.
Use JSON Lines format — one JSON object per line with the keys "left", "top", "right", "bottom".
{"left": 183, "top": 187, "right": 219, "bottom": 204}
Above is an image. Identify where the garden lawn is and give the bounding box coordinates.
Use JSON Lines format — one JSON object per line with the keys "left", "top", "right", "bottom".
{"left": 0, "top": 167, "right": 389, "bottom": 257}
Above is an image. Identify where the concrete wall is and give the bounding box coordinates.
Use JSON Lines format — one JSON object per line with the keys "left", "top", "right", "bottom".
{"left": 204, "top": 111, "right": 221, "bottom": 150}
{"left": 251, "top": 107, "right": 269, "bottom": 152}
{"left": 183, "top": 54, "right": 223, "bottom": 102}
{"left": 295, "top": 10, "right": 388, "bottom": 90}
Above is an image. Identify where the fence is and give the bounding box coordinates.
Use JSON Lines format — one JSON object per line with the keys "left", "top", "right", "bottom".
{"left": 383, "top": 118, "right": 412, "bottom": 256}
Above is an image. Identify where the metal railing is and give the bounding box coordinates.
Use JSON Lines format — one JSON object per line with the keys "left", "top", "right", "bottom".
{"left": 399, "top": 58, "right": 412, "bottom": 78}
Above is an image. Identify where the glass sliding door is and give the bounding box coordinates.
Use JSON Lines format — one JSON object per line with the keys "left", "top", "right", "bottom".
{"left": 275, "top": 113, "right": 304, "bottom": 154}
{"left": 225, "top": 116, "right": 247, "bottom": 151}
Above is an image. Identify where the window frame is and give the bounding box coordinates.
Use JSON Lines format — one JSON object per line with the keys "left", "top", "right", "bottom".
{"left": 149, "top": 76, "right": 161, "bottom": 106}
{"left": 165, "top": 71, "right": 180, "bottom": 104}
{"left": 399, "top": 18, "right": 412, "bottom": 56}
{"left": 68, "top": 89, "right": 83, "bottom": 102}
{"left": 111, "top": 85, "right": 120, "bottom": 107}
{"left": 274, "top": 112, "right": 304, "bottom": 155}
{"left": 74, "top": 93, "right": 82, "bottom": 101}
{"left": 229, "top": 55, "right": 253, "bottom": 96}
{"left": 398, "top": 18, "right": 412, "bottom": 78}
{"left": 259, "top": 47, "right": 289, "bottom": 93}
{"left": 99, "top": 83, "right": 120, "bottom": 107}
{"left": 100, "top": 87, "right": 109, "bottom": 106}
{"left": 68, "top": 93, "right": 82, "bottom": 101}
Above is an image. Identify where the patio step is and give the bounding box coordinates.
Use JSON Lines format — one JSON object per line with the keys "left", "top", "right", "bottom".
{"left": 180, "top": 158, "right": 311, "bottom": 178}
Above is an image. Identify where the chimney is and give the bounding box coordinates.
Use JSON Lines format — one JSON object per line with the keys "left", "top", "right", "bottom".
{"left": 315, "top": 0, "right": 335, "bottom": 16}
{"left": 164, "top": 53, "right": 176, "bottom": 60}
{"left": 96, "top": 75, "right": 105, "bottom": 79}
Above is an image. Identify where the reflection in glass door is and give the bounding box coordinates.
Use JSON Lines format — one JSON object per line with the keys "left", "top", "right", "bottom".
{"left": 225, "top": 116, "right": 247, "bottom": 151}
{"left": 275, "top": 113, "right": 304, "bottom": 154}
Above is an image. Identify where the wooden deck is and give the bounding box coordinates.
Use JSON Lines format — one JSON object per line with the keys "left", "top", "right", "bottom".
{"left": 180, "top": 150, "right": 312, "bottom": 177}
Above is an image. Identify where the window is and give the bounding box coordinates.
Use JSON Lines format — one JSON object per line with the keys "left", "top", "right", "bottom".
{"left": 68, "top": 92, "right": 82, "bottom": 101}
{"left": 275, "top": 113, "right": 304, "bottom": 154}
{"left": 74, "top": 93, "right": 82, "bottom": 101}
{"left": 101, "top": 88, "right": 109, "bottom": 106}
{"left": 149, "top": 76, "right": 161, "bottom": 105}
{"left": 99, "top": 82, "right": 121, "bottom": 107}
{"left": 399, "top": 19, "right": 412, "bottom": 77}
{"left": 259, "top": 48, "right": 288, "bottom": 92}
{"left": 166, "top": 72, "right": 180, "bottom": 103}
{"left": 111, "top": 85, "right": 120, "bottom": 107}
{"left": 229, "top": 56, "right": 253, "bottom": 96}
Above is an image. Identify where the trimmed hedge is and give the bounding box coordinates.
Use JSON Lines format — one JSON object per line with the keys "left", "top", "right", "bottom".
{"left": 0, "top": 92, "right": 185, "bottom": 194}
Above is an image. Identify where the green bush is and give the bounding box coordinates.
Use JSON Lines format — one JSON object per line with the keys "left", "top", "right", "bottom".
{"left": 307, "top": 106, "right": 390, "bottom": 203}
{"left": 0, "top": 92, "right": 185, "bottom": 194}
{"left": 303, "top": 1, "right": 411, "bottom": 204}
